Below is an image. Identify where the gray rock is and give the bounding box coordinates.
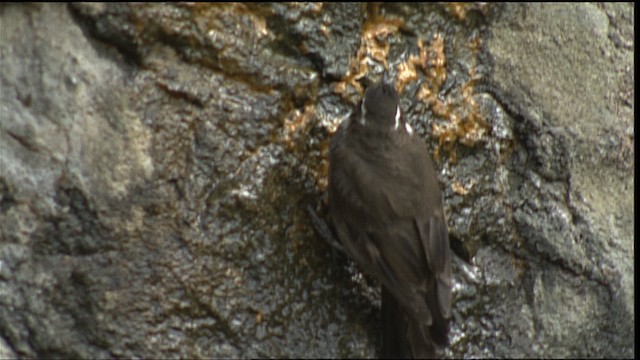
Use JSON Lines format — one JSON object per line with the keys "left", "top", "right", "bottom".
{"left": 0, "top": 3, "right": 633, "bottom": 358}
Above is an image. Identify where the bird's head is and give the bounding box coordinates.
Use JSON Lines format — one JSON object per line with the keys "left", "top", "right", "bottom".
{"left": 360, "top": 82, "right": 402, "bottom": 130}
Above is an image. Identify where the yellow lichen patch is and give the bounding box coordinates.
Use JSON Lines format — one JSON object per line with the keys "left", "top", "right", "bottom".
{"left": 430, "top": 94, "right": 487, "bottom": 162}
{"left": 304, "top": 2, "right": 323, "bottom": 14}
{"left": 445, "top": 2, "right": 470, "bottom": 21}
{"left": 415, "top": 32, "right": 487, "bottom": 162}
{"left": 191, "top": 3, "right": 271, "bottom": 39}
{"left": 281, "top": 103, "right": 316, "bottom": 152}
{"left": 452, "top": 180, "right": 475, "bottom": 195}
{"left": 333, "top": 58, "right": 369, "bottom": 97}
{"left": 414, "top": 34, "right": 447, "bottom": 106}
{"left": 467, "top": 32, "right": 483, "bottom": 54}
{"left": 333, "top": 3, "right": 403, "bottom": 102}
{"left": 444, "top": 2, "right": 490, "bottom": 22}
{"left": 423, "top": 34, "right": 447, "bottom": 89}
{"left": 331, "top": 4, "right": 489, "bottom": 166}
{"left": 395, "top": 54, "right": 421, "bottom": 94}
{"left": 279, "top": 102, "right": 331, "bottom": 192}
{"left": 319, "top": 23, "right": 330, "bottom": 38}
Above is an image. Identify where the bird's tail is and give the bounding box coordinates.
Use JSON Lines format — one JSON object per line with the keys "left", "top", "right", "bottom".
{"left": 381, "top": 284, "right": 449, "bottom": 359}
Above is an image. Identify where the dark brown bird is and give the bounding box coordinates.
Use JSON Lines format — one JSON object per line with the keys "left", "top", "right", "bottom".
{"left": 327, "top": 82, "right": 452, "bottom": 358}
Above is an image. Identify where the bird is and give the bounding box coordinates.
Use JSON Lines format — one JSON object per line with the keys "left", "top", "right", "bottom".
{"left": 326, "top": 81, "right": 452, "bottom": 358}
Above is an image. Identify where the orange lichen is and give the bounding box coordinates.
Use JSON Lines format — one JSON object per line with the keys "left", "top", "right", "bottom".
{"left": 281, "top": 103, "right": 316, "bottom": 152}
{"left": 279, "top": 103, "right": 333, "bottom": 192}
{"left": 415, "top": 33, "right": 451, "bottom": 117}
{"left": 415, "top": 32, "right": 487, "bottom": 162}
{"left": 308, "top": 3, "right": 323, "bottom": 14}
{"left": 192, "top": 3, "right": 270, "bottom": 39}
{"left": 319, "top": 24, "right": 330, "bottom": 38}
{"left": 444, "top": 2, "right": 490, "bottom": 22}
{"left": 452, "top": 180, "right": 474, "bottom": 195}
{"left": 333, "top": 3, "right": 403, "bottom": 101}
{"left": 395, "top": 54, "right": 421, "bottom": 94}
{"left": 413, "top": 33, "right": 448, "bottom": 107}
{"left": 424, "top": 34, "right": 447, "bottom": 88}
{"left": 467, "top": 32, "right": 483, "bottom": 53}
{"left": 333, "top": 4, "right": 488, "bottom": 166}
{"left": 446, "top": 2, "right": 469, "bottom": 21}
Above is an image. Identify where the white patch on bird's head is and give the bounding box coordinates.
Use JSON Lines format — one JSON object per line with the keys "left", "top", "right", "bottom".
{"left": 394, "top": 106, "right": 401, "bottom": 130}
{"left": 360, "top": 97, "right": 367, "bottom": 125}
{"left": 405, "top": 122, "right": 414, "bottom": 135}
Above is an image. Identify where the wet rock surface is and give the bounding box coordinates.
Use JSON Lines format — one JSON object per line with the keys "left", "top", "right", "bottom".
{"left": 0, "top": 3, "right": 633, "bottom": 358}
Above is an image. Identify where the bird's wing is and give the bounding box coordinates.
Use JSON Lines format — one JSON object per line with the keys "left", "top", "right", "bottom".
{"left": 331, "top": 213, "right": 433, "bottom": 324}
{"left": 416, "top": 213, "right": 452, "bottom": 320}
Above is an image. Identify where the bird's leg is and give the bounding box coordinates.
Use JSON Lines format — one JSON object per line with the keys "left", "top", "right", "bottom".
{"left": 306, "top": 205, "right": 347, "bottom": 255}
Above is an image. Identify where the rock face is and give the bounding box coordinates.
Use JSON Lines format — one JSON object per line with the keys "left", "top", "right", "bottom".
{"left": 0, "top": 3, "right": 633, "bottom": 358}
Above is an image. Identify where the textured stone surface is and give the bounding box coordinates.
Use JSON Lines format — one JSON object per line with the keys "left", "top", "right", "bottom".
{"left": 0, "top": 3, "right": 633, "bottom": 358}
